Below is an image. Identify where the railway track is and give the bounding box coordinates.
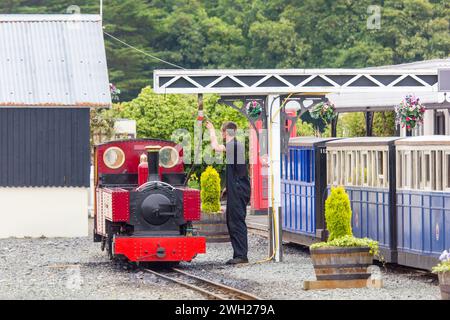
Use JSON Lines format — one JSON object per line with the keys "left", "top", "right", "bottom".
{"left": 144, "top": 267, "right": 261, "bottom": 300}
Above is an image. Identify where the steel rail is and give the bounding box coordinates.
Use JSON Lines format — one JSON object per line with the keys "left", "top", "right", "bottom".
{"left": 143, "top": 267, "right": 261, "bottom": 300}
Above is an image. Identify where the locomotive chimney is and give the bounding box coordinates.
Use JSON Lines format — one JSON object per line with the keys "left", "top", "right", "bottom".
{"left": 145, "top": 145, "right": 161, "bottom": 182}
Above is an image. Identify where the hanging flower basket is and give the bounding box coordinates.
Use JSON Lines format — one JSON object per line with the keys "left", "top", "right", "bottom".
{"left": 245, "top": 100, "right": 262, "bottom": 120}
{"left": 395, "top": 95, "right": 425, "bottom": 130}
{"left": 309, "top": 101, "right": 337, "bottom": 124}
{"left": 110, "top": 83, "right": 121, "bottom": 102}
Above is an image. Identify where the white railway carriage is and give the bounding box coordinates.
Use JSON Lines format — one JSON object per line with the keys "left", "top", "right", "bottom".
{"left": 395, "top": 136, "right": 450, "bottom": 270}
{"left": 325, "top": 137, "right": 401, "bottom": 263}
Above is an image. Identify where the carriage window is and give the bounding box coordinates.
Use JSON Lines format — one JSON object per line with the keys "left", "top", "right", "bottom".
{"left": 446, "top": 153, "right": 450, "bottom": 190}
{"left": 355, "top": 150, "right": 360, "bottom": 186}
{"left": 377, "top": 151, "right": 384, "bottom": 187}
{"left": 397, "top": 151, "right": 403, "bottom": 188}
{"left": 431, "top": 151, "right": 437, "bottom": 190}
{"left": 333, "top": 152, "right": 338, "bottom": 185}
{"left": 411, "top": 151, "right": 417, "bottom": 189}
{"left": 436, "top": 151, "right": 443, "bottom": 191}
{"left": 404, "top": 152, "right": 412, "bottom": 188}
{"left": 327, "top": 152, "right": 332, "bottom": 184}
{"left": 413, "top": 151, "right": 422, "bottom": 189}
{"left": 362, "top": 152, "right": 368, "bottom": 186}
{"left": 424, "top": 152, "right": 431, "bottom": 189}
{"left": 346, "top": 152, "right": 353, "bottom": 185}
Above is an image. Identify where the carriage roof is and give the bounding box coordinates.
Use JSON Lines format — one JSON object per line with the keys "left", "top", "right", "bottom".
{"left": 395, "top": 135, "right": 450, "bottom": 146}
{"left": 325, "top": 137, "right": 401, "bottom": 147}
{"left": 288, "top": 137, "right": 340, "bottom": 147}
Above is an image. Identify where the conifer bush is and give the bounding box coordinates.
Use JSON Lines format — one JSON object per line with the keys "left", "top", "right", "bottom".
{"left": 310, "top": 186, "right": 381, "bottom": 259}
{"left": 200, "top": 166, "right": 221, "bottom": 213}
{"left": 324, "top": 186, "right": 352, "bottom": 241}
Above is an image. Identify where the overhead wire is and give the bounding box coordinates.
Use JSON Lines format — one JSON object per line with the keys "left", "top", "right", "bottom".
{"left": 103, "top": 31, "right": 186, "bottom": 70}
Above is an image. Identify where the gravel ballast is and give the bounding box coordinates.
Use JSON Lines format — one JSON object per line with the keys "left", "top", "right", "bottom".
{"left": 0, "top": 219, "right": 440, "bottom": 300}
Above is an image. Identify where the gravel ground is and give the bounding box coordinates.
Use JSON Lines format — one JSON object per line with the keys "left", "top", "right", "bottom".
{"left": 0, "top": 218, "right": 441, "bottom": 300}
{"left": 185, "top": 234, "right": 441, "bottom": 300}
{"left": 0, "top": 221, "right": 204, "bottom": 300}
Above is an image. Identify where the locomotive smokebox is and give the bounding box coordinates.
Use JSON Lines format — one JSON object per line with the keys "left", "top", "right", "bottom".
{"left": 145, "top": 145, "right": 161, "bottom": 182}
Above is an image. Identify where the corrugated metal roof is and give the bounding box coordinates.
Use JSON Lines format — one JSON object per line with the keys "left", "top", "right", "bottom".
{"left": 0, "top": 14, "right": 111, "bottom": 107}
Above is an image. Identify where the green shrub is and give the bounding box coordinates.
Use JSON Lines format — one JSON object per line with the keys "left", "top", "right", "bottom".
{"left": 310, "top": 235, "right": 380, "bottom": 257}
{"left": 325, "top": 186, "right": 352, "bottom": 241}
{"left": 187, "top": 173, "right": 200, "bottom": 190}
{"left": 432, "top": 261, "right": 450, "bottom": 273}
{"left": 200, "top": 166, "right": 221, "bottom": 213}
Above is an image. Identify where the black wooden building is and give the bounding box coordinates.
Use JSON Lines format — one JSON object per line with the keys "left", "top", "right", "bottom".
{"left": 0, "top": 14, "right": 111, "bottom": 237}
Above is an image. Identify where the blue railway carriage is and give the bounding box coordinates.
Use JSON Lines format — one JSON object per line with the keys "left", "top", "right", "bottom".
{"left": 281, "top": 137, "right": 339, "bottom": 245}
{"left": 325, "top": 137, "right": 400, "bottom": 263}
{"left": 395, "top": 136, "right": 450, "bottom": 270}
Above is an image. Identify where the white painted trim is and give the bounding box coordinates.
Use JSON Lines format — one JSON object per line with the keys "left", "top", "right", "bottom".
{"left": 155, "top": 68, "right": 437, "bottom": 75}
{"left": 0, "top": 188, "right": 89, "bottom": 238}
{"left": 154, "top": 69, "right": 439, "bottom": 94}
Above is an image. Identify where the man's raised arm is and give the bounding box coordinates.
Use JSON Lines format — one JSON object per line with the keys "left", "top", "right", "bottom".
{"left": 206, "top": 121, "right": 226, "bottom": 152}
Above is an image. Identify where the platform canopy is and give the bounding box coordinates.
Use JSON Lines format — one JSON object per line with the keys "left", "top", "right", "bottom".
{"left": 154, "top": 68, "right": 440, "bottom": 95}
{"left": 152, "top": 63, "right": 449, "bottom": 263}
{"left": 328, "top": 58, "right": 450, "bottom": 112}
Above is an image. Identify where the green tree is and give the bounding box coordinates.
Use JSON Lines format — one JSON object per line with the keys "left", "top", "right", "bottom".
{"left": 5, "top": 0, "right": 449, "bottom": 100}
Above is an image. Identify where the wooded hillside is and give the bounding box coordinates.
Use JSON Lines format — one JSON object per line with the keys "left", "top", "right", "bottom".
{"left": 3, "top": 0, "right": 449, "bottom": 101}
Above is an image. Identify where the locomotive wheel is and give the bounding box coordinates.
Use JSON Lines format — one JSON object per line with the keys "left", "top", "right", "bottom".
{"left": 106, "top": 235, "right": 114, "bottom": 260}
{"left": 101, "top": 237, "right": 106, "bottom": 251}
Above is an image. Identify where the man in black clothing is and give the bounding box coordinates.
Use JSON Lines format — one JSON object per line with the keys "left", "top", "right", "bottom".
{"left": 206, "top": 121, "right": 251, "bottom": 265}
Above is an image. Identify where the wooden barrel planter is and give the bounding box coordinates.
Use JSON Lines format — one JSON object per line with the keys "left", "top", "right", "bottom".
{"left": 310, "top": 246, "right": 373, "bottom": 282}
{"left": 193, "top": 211, "right": 230, "bottom": 243}
{"left": 438, "top": 272, "right": 450, "bottom": 300}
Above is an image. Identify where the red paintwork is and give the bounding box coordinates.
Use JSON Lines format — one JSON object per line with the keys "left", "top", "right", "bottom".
{"left": 97, "top": 187, "right": 130, "bottom": 223}
{"left": 249, "top": 120, "right": 269, "bottom": 212}
{"left": 138, "top": 162, "right": 149, "bottom": 186}
{"left": 114, "top": 236, "right": 206, "bottom": 262}
{"left": 110, "top": 188, "right": 130, "bottom": 222}
{"left": 95, "top": 139, "right": 184, "bottom": 181}
{"left": 180, "top": 188, "right": 201, "bottom": 221}
{"left": 250, "top": 112, "right": 297, "bottom": 212}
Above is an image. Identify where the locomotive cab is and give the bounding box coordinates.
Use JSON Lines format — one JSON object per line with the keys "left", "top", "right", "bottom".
{"left": 93, "top": 139, "right": 205, "bottom": 263}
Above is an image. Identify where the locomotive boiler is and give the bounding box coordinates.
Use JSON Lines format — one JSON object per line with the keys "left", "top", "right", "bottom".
{"left": 93, "top": 139, "right": 206, "bottom": 263}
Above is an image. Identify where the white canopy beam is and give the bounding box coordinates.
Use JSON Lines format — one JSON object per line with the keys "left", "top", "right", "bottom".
{"left": 154, "top": 69, "right": 438, "bottom": 95}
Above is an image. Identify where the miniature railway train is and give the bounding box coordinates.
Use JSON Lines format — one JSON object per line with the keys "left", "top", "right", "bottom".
{"left": 282, "top": 135, "right": 450, "bottom": 270}
{"left": 93, "top": 139, "right": 206, "bottom": 263}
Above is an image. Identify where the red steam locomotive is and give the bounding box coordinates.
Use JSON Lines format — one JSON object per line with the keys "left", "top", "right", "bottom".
{"left": 93, "top": 139, "right": 206, "bottom": 263}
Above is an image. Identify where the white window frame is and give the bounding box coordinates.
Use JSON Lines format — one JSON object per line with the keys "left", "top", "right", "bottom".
{"left": 445, "top": 152, "right": 450, "bottom": 191}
